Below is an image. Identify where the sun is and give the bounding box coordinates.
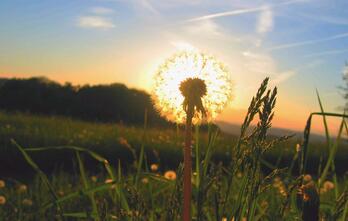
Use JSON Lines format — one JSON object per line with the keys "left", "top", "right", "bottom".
{"left": 152, "top": 50, "right": 233, "bottom": 124}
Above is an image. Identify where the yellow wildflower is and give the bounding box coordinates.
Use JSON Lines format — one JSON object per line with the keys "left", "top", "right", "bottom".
{"left": 105, "top": 179, "right": 113, "bottom": 184}
{"left": 0, "top": 180, "right": 5, "bottom": 188}
{"left": 164, "top": 170, "right": 177, "bottom": 180}
{"left": 150, "top": 164, "right": 159, "bottom": 172}
{"left": 0, "top": 196, "right": 6, "bottom": 205}
{"left": 91, "top": 176, "right": 97, "bottom": 183}
{"left": 18, "top": 184, "right": 27, "bottom": 193}
{"left": 303, "top": 174, "right": 312, "bottom": 183}
{"left": 141, "top": 178, "right": 149, "bottom": 184}
{"left": 22, "top": 199, "right": 33, "bottom": 206}
{"left": 323, "top": 181, "right": 335, "bottom": 191}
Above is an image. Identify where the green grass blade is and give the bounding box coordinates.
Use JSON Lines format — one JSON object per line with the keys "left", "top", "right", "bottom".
{"left": 135, "top": 109, "right": 148, "bottom": 186}
{"left": 76, "top": 151, "right": 99, "bottom": 221}
{"left": 195, "top": 124, "right": 200, "bottom": 188}
{"left": 41, "top": 181, "right": 116, "bottom": 210}
{"left": 319, "top": 118, "right": 344, "bottom": 188}
{"left": 11, "top": 139, "right": 64, "bottom": 219}
{"left": 316, "top": 90, "right": 331, "bottom": 146}
{"left": 203, "top": 125, "right": 219, "bottom": 176}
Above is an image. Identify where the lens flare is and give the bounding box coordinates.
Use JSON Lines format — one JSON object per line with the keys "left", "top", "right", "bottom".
{"left": 152, "top": 51, "right": 233, "bottom": 124}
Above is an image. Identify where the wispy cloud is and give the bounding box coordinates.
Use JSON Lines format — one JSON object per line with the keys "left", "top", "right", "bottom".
{"left": 268, "top": 32, "right": 348, "bottom": 51}
{"left": 303, "top": 48, "right": 348, "bottom": 58}
{"left": 90, "top": 6, "right": 114, "bottom": 15}
{"left": 77, "top": 16, "right": 115, "bottom": 29}
{"left": 256, "top": 5, "right": 273, "bottom": 34}
{"left": 297, "top": 13, "right": 348, "bottom": 26}
{"left": 186, "top": 0, "right": 308, "bottom": 22}
{"left": 139, "top": 0, "right": 160, "bottom": 15}
{"left": 184, "top": 19, "right": 225, "bottom": 37}
{"left": 270, "top": 70, "right": 296, "bottom": 85}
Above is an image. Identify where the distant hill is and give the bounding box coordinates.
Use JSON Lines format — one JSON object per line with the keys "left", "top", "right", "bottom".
{"left": 216, "top": 120, "right": 327, "bottom": 142}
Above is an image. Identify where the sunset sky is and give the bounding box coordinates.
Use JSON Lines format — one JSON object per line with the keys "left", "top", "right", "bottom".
{"left": 1, "top": 0, "right": 348, "bottom": 133}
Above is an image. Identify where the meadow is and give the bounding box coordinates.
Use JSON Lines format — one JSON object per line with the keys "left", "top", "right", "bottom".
{"left": 0, "top": 79, "right": 347, "bottom": 220}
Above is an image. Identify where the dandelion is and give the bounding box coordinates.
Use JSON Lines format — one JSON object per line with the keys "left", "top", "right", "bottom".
{"left": 0, "top": 196, "right": 6, "bottom": 205}
{"left": 17, "top": 184, "right": 27, "bottom": 193}
{"left": 105, "top": 178, "right": 113, "bottom": 184}
{"left": 164, "top": 170, "right": 177, "bottom": 180}
{"left": 150, "top": 164, "right": 159, "bottom": 172}
{"left": 118, "top": 137, "right": 131, "bottom": 148}
{"left": 323, "top": 180, "right": 335, "bottom": 191}
{"left": 91, "top": 176, "right": 98, "bottom": 183}
{"left": 105, "top": 179, "right": 116, "bottom": 189}
{"left": 273, "top": 177, "right": 282, "bottom": 188}
{"left": 0, "top": 180, "right": 5, "bottom": 188}
{"left": 141, "top": 178, "right": 149, "bottom": 184}
{"left": 260, "top": 200, "right": 268, "bottom": 209}
{"left": 22, "top": 199, "right": 33, "bottom": 206}
{"left": 303, "top": 174, "right": 312, "bottom": 183}
{"left": 319, "top": 188, "right": 327, "bottom": 194}
{"left": 279, "top": 187, "right": 288, "bottom": 197}
{"left": 152, "top": 50, "right": 232, "bottom": 221}
{"left": 152, "top": 51, "right": 232, "bottom": 124}
{"left": 58, "top": 190, "right": 65, "bottom": 197}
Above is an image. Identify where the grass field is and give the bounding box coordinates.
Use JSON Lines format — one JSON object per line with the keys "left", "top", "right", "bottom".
{"left": 0, "top": 82, "right": 348, "bottom": 220}
{"left": 0, "top": 111, "right": 347, "bottom": 177}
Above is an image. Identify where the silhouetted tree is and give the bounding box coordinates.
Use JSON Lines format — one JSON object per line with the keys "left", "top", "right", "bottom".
{"left": 0, "top": 77, "right": 169, "bottom": 127}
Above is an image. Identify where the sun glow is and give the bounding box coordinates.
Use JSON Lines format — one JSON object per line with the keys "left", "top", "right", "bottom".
{"left": 152, "top": 51, "right": 233, "bottom": 124}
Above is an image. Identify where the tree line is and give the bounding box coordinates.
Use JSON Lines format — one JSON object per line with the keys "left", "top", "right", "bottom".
{"left": 0, "top": 77, "right": 170, "bottom": 126}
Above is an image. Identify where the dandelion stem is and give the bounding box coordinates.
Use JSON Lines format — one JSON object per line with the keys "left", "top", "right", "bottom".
{"left": 180, "top": 77, "right": 207, "bottom": 221}
{"left": 183, "top": 106, "right": 193, "bottom": 221}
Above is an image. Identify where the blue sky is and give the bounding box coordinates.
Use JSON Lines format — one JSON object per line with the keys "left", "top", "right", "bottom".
{"left": 0, "top": 0, "right": 348, "bottom": 131}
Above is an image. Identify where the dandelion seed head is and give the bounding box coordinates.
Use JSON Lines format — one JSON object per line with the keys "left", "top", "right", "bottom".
{"left": 152, "top": 51, "right": 233, "bottom": 124}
